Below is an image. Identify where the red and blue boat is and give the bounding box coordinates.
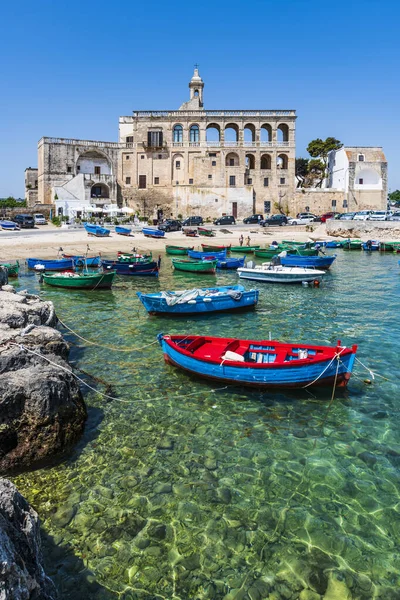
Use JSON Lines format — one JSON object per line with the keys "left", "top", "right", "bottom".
{"left": 157, "top": 334, "right": 357, "bottom": 389}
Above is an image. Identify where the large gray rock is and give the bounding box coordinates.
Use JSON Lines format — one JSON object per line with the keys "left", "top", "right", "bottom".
{"left": 0, "top": 478, "right": 57, "bottom": 599}
{"left": 0, "top": 288, "right": 86, "bottom": 473}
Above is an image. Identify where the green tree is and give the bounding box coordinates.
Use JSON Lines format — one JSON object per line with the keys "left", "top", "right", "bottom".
{"left": 306, "top": 137, "right": 343, "bottom": 187}
{"left": 388, "top": 190, "right": 400, "bottom": 203}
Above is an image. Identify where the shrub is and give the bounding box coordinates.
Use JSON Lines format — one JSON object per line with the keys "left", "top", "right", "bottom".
{"left": 51, "top": 217, "right": 61, "bottom": 227}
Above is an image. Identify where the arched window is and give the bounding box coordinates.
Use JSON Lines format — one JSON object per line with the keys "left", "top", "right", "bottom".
{"left": 226, "top": 153, "right": 239, "bottom": 167}
{"left": 260, "top": 124, "right": 272, "bottom": 143}
{"left": 224, "top": 123, "right": 239, "bottom": 144}
{"left": 261, "top": 154, "right": 272, "bottom": 169}
{"left": 206, "top": 124, "right": 221, "bottom": 144}
{"left": 277, "top": 124, "right": 289, "bottom": 143}
{"left": 277, "top": 154, "right": 289, "bottom": 170}
{"left": 190, "top": 124, "right": 200, "bottom": 143}
{"left": 245, "top": 154, "right": 255, "bottom": 170}
{"left": 173, "top": 124, "right": 183, "bottom": 143}
{"left": 244, "top": 124, "right": 255, "bottom": 143}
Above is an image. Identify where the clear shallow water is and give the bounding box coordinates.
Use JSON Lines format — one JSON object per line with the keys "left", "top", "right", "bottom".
{"left": 12, "top": 250, "right": 400, "bottom": 599}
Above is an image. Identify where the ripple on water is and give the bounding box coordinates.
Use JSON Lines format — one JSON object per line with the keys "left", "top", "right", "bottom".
{"left": 12, "top": 250, "right": 400, "bottom": 599}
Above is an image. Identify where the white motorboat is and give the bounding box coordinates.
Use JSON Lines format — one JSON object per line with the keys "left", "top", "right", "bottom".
{"left": 237, "top": 262, "right": 325, "bottom": 284}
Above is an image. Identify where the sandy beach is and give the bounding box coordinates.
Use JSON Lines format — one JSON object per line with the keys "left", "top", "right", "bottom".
{"left": 0, "top": 223, "right": 334, "bottom": 261}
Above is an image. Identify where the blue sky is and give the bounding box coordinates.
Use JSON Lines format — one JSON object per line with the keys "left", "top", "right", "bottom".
{"left": 1, "top": 0, "right": 399, "bottom": 197}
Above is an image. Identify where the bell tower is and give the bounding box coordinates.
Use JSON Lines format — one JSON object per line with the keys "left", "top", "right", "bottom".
{"left": 179, "top": 66, "right": 204, "bottom": 110}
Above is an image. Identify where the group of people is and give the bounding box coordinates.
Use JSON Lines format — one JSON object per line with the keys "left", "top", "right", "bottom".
{"left": 238, "top": 234, "right": 252, "bottom": 247}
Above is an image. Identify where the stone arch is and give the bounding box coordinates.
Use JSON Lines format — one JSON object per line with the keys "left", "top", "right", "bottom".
{"left": 277, "top": 154, "right": 289, "bottom": 170}
{"left": 76, "top": 149, "right": 112, "bottom": 175}
{"left": 189, "top": 124, "right": 200, "bottom": 143}
{"left": 244, "top": 124, "right": 256, "bottom": 143}
{"left": 260, "top": 124, "right": 272, "bottom": 143}
{"left": 224, "top": 123, "right": 239, "bottom": 143}
{"left": 261, "top": 154, "right": 272, "bottom": 169}
{"left": 173, "top": 124, "right": 183, "bottom": 143}
{"left": 225, "top": 152, "right": 239, "bottom": 167}
{"left": 206, "top": 123, "right": 221, "bottom": 142}
{"left": 277, "top": 123, "right": 289, "bottom": 143}
{"left": 91, "top": 183, "right": 109, "bottom": 199}
{"left": 356, "top": 168, "right": 380, "bottom": 185}
{"left": 172, "top": 153, "right": 184, "bottom": 182}
{"left": 245, "top": 154, "right": 255, "bottom": 170}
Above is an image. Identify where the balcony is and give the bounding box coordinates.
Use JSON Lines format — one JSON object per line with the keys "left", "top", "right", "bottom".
{"left": 168, "top": 141, "right": 293, "bottom": 149}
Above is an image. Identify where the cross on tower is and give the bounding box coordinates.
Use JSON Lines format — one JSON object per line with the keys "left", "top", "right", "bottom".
{"left": 194, "top": 63, "right": 199, "bottom": 70}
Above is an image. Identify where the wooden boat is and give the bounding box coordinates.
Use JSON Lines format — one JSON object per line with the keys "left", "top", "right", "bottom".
{"left": 26, "top": 258, "right": 74, "bottom": 271}
{"left": 102, "top": 259, "right": 160, "bottom": 276}
{"left": 137, "top": 284, "right": 258, "bottom": 316}
{"left": 255, "top": 248, "right": 280, "bottom": 259}
{"left": 0, "top": 220, "right": 20, "bottom": 231}
{"left": 216, "top": 256, "right": 246, "bottom": 270}
{"left": 294, "top": 248, "right": 319, "bottom": 257}
{"left": 198, "top": 227, "right": 215, "bottom": 237}
{"left": 188, "top": 249, "right": 227, "bottom": 260}
{"left": 183, "top": 228, "right": 199, "bottom": 237}
{"left": 142, "top": 227, "right": 165, "bottom": 238}
{"left": 84, "top": 223, "right": 110, "bottom": 237}
{"left": 117, "top": 251, "right": 152, "bottom": 261}
{"left": 231, "top": 246, "right": 260, "bottom": 253}
{"left": 325, "top": 241, "right": 342, "bottom": 248}
{"left": 172, "top": 259, "right": 217, "bottom": 274}
{"left": 115, "top": 225, "right": 132, "bottom": 236}
{"left": 0, "top": 261, "right": 19, "bottom": 277}
{"left": 280, "top": 254, "right": 337, "bottom": 270}
{"left": 157, "top": 334, "right": 358, "bottom": 389}
{"left": 166, "top": 245, "right": 193, "bottom": 255}
{"left": 42, "top": 270, "right": 116, "bottom": 290}
{"left": 362, "top": 240, "right": 380, "bottom": 251}
{"left": 379, "top": 242, "right": 396, "bottom": 252}
{"left": 62, "top": 254, "right": 101, "bottom": 267}
{"left": 342, "top": 239, "right": 362, "bottom": 250}
{"left": 237, "top": 263, "right": 325, "bottom": 283}
{"left": 201, "top": 244, "right": 231, "bottom": 252}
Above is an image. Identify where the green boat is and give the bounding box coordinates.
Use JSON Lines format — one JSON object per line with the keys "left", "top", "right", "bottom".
{"left": 166, "top": 245, "right": 193, "bottom": 255}
{"left": 42, "top": 271, "right": 116, "bottom": 289}
{"left": 198, "top": 228, "right": 216, "bottom": 237}
{"left": 293, "top": 248, "right": 319, "bottom": 256}
{"left": 379, "top": 241, "right": 400, "bottom": 252}
{"left": 342, "top": 239, "right": 362, "bottom": 250}
{"left": 282, "top": 240, "right": 313, "bottom": 248}
{"left": 201, "top": 244, "right": 231, "bottom": 252}
{"left": 0, "top": 261, "right": 19, "bottom": 277}
{"left": 172, "top": 259, "right": 217, "bottom": 274}
{"left": 254, "top": 248, "right": 280, "bottom": 259}
{"left": 231, "top": 246, "right": 260, "bottom": 253}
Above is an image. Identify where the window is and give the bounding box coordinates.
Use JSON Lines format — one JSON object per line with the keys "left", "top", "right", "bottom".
{"left": 35, "top": 180, "right": 37, "bottom": 187}
{"left": 139, "top": 175, "right": 146, "bottom": 189}
{"left": 209, "top": 153, "right": 217, "bottom": 157}
{"left": 147, "top": 130, "right": 163, "bottom": 147}
{"left": 229, "top": 175, "right": 236, "bottom": 186}
{"left": 264, "top": 177, "right": 269, "bottom": 187}
{"left": 95, "top": 166, "right": 101, "bottom": 175}
{"left": 126, "top": 155, "right": 130, "bottom": 160}
{"left": 212, "top": 160, "right": 216, "bottom": 166}
{"left": 77, "top": 165, "right": 80, "bottom": 171}
{"left": 331, "top": 199, "right": 337, "bottom": 207}
{"left": 126, "top": 136, "right": 133, "bottom": 143}
{"left": 125, "top": 177, "right": 131, "bottom": 184}
{"left": 359, "top": 178, "right": 364, "bottom": 184}
{"left": 190, "top": 124, "right": 200, "bottom": 143}
{"left": 280, "top": 177, "right": 286, "bottom": 184}
{"left": 358, "top": 154, "right": 365, "bottom": 162}
{"left": 229, "top": 158, "right": 235, "bottom": 166}
{"left": 173, "top": 125, "right": 183, "bottom": 143}
{"left": 247, "top": 178, "right": 252, "bottom": 184}
{"left": 154, "top": 177, "right": 159, "bottom": 184}
{"left": 343, "top": 200, "right": 348, "bottom": 208}
{"left": 158, "top": 154, "right": 162, "bottom": 159}
{"left": 67, "top": 166, "right": 72, "bottom": 173}
{"left": 141, "top": 155, "right": 145, "bottom": 159}
{"left": 176, "top": 161, "right": 181, "bottom": 169}
{"left": 208, "top": 174, "right": 212, "bottom": 179}
{"left": 189, "top": 178, "right": 193, "bottom": 184}
{"left": 264, "top": 201, "right": 271, "bottom": 213}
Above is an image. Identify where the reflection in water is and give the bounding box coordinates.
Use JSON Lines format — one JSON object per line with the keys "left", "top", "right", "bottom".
{"left": 13, "top": 251, "right": 400, "bottom": 599}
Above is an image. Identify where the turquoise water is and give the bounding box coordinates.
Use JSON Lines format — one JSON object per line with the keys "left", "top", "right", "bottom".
{"left": 12, "top": 250, "right": 400, "bottom": 599}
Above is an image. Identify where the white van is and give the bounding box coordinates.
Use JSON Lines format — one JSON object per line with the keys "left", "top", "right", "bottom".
{"left": 34, "top": 213, "right": 47, "bottom": 225}
{"left": 353, "top": 211, "right": 372, "bottom": 221}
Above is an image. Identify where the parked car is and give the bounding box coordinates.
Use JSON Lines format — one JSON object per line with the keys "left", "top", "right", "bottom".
{"left": 260, "top": 214, "right": 288, "bottom": 227}
{"left": 339, "top": 212, "right": 356, "bottom": 220}
{"left": 243, "top": 214, "right": 264, "bottom": 224}
{"left": 182, "top": 216, "right": 203, "bottom": 226}
{"left": 319, "top": 212, "right": 337, "bottom": 223}
{"left": 369, "top": 211, "right": 392, "bottom": 221}
{"left": 213, "top": 215, "right": 236, "bottom": 225}
{"left": 389, "top": 212, "right": 400, "bottom": 221}
{"left": 13, "top": 214, "right": 35, "bottom": 228}
{"left": 287, "top": 213, "right": 317, "bottom": 226}
{"left": 33, "top": 213, "right": 47, "bottom": 225}
{"left": 158, "top": 219, "right": 182, "bottom": 232}
{"left": 353, "top": 210, "right": 373, "bottom": 221}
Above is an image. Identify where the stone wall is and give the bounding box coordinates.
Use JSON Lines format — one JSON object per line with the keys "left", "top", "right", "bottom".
{"left": 326, "top": 220, "right": 400, "bottom": 238}
{"left": 293, "top": 188, "right": 385, "bottom": 216}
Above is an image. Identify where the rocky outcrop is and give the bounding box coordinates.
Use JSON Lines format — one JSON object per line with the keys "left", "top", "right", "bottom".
{"left": 0, "top": 478, "right": 57, "bottom": 599}
{"left": 326, "top": 220, "right": 400, "bottom": 238}
{"left": 0, "top": 286, "right": 87, "bottom": 473}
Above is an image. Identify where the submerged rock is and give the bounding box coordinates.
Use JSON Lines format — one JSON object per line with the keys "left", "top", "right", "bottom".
{"left": 0, "top": 286, "right": 87, "bottom": 473}
{"left": 0, "top": 477, "right": 57, "bottom": 599}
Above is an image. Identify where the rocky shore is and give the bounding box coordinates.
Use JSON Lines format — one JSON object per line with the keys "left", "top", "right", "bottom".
{"left": 0, "top": 281, "right": 87, "bottom": 598}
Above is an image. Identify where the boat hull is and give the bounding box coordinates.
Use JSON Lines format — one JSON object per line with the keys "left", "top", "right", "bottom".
{"left": 172, "top": 259, "right": 217, "bottom": 274}
{"left": 216, "top": 257, "right": 245, "bottom": 269}
{"left": 84, "top": 223, "right": 110, "bottom": 237}
{"left": 102, "top": 260, "right": 160, "bottom": 276}
{"left": 166, "top": 246, "right": 193, "bottom": 255}
{"left": 201, "top": 244, "right": 231, "bottom": 252}
{"left": 280, "top": 255, "right": 336, "bottom": 270}
{"left": 231, "top": 246, "right": 260, "bottom": 253}
{"left": 27, "top": 258, "right": 74, "bottom": 271}
{"left": 43, "top": 271, "right": 116, "bottom": 289}
{"left": 158, "top": 335, "right": 357, "bottom": 389}
{"left": 0, "top": 262, "right": 19, "bottom": 277}
{"left": 237, "top": 266, "right": 325, "bottom": 283}
{"left": 188, "top": 249, "right": 227, "bottom": 260}
{"left": 142, "top": 227, "right": 165, "bottom": 238}
{"left": 0, "top": 220, "right": 20, "bottom": 231}
{"left": 63, "top": 254, "right": 101, "bottom": 267}
{"left": 115, "top": 226, "right": 132, "bottom": 236}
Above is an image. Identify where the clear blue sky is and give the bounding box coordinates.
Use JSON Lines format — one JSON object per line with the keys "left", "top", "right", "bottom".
{"left": 1, "top": 0, "right": 399, "bottom": 197}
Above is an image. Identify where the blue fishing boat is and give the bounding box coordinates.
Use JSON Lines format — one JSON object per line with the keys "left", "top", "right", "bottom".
{"left": 142, "top": 227, "right": 165, "bottom": 238}
{"left": 115, "top": 225, "right": 132, "bottom": 236}
{"left": 362, "top": 240, "right": 380, "bottom": 251}
{"left": 215, "top": 256, "right": 246, "bottom": 270}
{"left": 84, "top": 223, "right": 110, "bottom": 237}
{"left": 158, "top": 334, "right": 358, "bottom": 389}
{"left": 280, "top": 254, "right": 337, "bottom": 270}
{"left": 325, "top": 241, "right": 342, "bottom": 248}
{"left": 26, "top": 258, "right": 74, "bottom": 271}
{"left": 62, "top": 254, "right": 101, "bottom": 267}
{"left": 188, "top": 249, "right": 227, "bottom": 260}
{"left": 0, "top": 220, "right": 20, "bottom": 231}
{"left": 137, "top": 284, "right": 258, "bottom": 315}
{"left": 102, "top": 259, "right": 160, "bottom": 276}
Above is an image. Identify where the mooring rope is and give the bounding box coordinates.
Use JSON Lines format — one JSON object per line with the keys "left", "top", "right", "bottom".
{"left": 301, "top": 346, "right": 347, "bottom": 388}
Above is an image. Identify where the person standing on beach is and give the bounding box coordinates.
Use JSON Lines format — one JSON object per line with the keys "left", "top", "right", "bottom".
{"left": 246, "top": 236, "right": 251, "bottom": 247}
{"left": 239, "top": 234, "right": 244, "bottom": 246}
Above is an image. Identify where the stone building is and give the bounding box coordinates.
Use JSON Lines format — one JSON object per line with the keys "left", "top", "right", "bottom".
{"left": 24, "top": 167, "right": 38, "bottom": 207}
{"left": 119, "top": 68, "right": 297, "bottom": 219}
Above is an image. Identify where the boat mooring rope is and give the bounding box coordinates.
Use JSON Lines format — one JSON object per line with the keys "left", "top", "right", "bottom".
{"left": 301, "top": 347, "right": 347, "bottom": 388}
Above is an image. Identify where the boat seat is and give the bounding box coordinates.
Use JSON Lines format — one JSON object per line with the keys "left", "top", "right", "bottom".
{"left": 186, "top": 337, "right": 207, "bottom": 354}
{"left": 224, "top": 340, "right": 240, "bottom": 353}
